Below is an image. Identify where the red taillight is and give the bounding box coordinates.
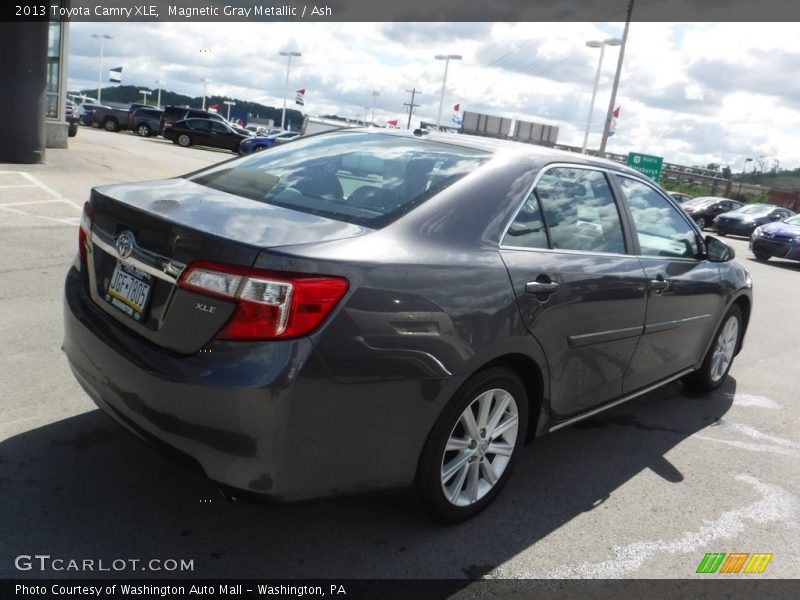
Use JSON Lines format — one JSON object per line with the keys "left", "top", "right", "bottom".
{"left": 78, "top": 201, "right": 93, "bottom": 261}
{"left": 178, "top": 261, "right": 349, "bottom": 341}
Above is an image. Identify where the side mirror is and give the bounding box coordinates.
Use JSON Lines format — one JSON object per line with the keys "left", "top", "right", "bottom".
{"left": 770, "top": 213, "right": 783, "bottom": 221}
{"left": 704, "top": 235, "right": 735, "bottom": 262}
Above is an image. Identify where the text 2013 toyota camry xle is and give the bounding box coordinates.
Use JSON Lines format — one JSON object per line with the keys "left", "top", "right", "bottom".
{"left": 63, "top": 130, "right": 752, "bottom": 523}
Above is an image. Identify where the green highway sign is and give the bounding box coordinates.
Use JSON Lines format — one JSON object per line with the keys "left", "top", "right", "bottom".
{"left": 626, "top": 152, "right": 664, "bottom": 182}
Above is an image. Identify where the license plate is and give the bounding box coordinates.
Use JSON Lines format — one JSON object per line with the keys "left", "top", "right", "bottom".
{"left": 105, "top": 262, "right": 152, "bottom": 321}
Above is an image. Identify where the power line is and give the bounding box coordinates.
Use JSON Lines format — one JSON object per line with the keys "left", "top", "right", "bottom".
{"left": 404, "top": 88, "right": 422, "bottom": 129}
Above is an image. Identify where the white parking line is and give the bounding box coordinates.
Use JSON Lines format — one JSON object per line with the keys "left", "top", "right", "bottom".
{"left": 0, "top": 199, "right": 64, "bottom": 207}
{"left": 0, "top": 170, "right": 82, "bottom": 224}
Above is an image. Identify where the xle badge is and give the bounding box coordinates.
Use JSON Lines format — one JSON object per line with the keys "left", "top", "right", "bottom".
{"left": 195, "top": 303, "right": 217, "bottom": 314}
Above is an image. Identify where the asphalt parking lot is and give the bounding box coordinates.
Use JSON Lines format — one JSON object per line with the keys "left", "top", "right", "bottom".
{"left": 1, "top": 128, "right": 799, "bottom": 585}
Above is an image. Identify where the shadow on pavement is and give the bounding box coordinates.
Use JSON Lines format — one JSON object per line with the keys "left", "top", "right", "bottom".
{"left": 0, "top": 378, "right": 736, "bottom": 580}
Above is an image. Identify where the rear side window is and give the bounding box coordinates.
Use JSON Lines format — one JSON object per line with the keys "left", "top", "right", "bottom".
{"left": 503, "top": 167, "right": 626, "bottom": 254}
{"left": 188, "top": 132, "right": 489, "bottom": 228}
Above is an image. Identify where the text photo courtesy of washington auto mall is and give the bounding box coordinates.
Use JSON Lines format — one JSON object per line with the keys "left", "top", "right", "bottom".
{"left": 1, "top": 1, "right": 800, "bottom": 599}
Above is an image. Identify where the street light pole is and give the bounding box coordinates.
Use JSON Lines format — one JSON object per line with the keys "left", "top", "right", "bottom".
{"left": 155, "top": 79, "right": 164, "bottom": 108}
{"left": 201, "top": 78, "right": 210, "bottom": 110}
{"left": 371, "top": 90, "right": 379, "bottom": 124}
{"left": 599, "top": 0, "right": 635, "bottom": 156}
{"left": 581, "top": 39, "right": 621, "bottom": 153}
{"left": 91, "top": 34, "right": 113, "bottom": 103}
{"left": 738, "top": 157, "right": 753, "bottom": 195}
{"left": 279, "top": 51, "right": 301, "bottom": 130}
{"left": 435, "top": 54, "right": 462, "bottom": 130}
{"left": 223, "top": 100, "right": 235, "bottom": 121}
{"left": 138, "top": 90, "right": 151, "bottom": 105}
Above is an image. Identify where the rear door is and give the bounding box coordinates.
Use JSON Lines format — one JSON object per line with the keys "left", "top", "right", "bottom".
{"left": 500, "top": 165, "right": 648, "bottom": 419}
{"left": 186, "top": 119, "right": 212, "bottom": 145}
{"left": 612, "top": 175, "right": 724, "bottom": 392}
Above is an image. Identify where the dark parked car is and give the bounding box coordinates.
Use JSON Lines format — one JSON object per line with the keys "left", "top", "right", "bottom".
{"left": 162, "top": 118, "right": 249, "bottom": 152}
{"left": 130, "top": 107, "right": 164, "bottom": 137}
{"left": 681, "top": 196, "right": 743, "bottom": 229}
{"left": 63, "top": 130, "right": 752, "bottom": 523}
{"left": 713, "top": 203, "right": 795, "bottom": 237}
{"left": 750, "top": 213, "right": 800, "bottom": 262}
{"left": 159, "top": 105, "right": 228, "bottom": 135}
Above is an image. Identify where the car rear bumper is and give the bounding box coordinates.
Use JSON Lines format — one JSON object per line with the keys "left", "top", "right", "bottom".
{"left": 63, "top": 265, "right": 441, "bottom": 501}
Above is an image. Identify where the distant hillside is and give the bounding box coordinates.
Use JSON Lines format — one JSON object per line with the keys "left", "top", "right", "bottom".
{"left": 72, "top": 85, "right": 304, "bottom": 127}
{"left": 746, "top": 171, "right": 800, "bottom": 192}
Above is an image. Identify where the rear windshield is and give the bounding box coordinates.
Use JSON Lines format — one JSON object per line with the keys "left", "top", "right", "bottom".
{"left": 187, "top": 132, "right": 489, "bottom": 228}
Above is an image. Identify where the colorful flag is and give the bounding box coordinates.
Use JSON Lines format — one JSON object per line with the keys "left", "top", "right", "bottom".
{"left": 608, "top": 105, "right": 620, "bottom": 137}
{"left": 208, "top": 103, "right": 219, "bottom": 113}
{"left": 386, "top": 119, "right": 399, "bottom": 128}
{"left": 109, "top": 67, "right": 122, "bottom": 83}
{"left": 452, "top": 102, "right": 463, "bottom": 126}
{"left": 295, "top": 88, "right": 306, "bottom": 106}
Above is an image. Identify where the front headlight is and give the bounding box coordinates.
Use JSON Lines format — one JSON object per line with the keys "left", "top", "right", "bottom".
{"left": 752, "top": 227, "right": 763, "bottom": 237}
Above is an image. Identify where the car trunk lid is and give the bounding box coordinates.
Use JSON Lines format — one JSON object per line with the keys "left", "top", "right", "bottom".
{"left": 84, "top": 178, "right": 370, "bottom": 354}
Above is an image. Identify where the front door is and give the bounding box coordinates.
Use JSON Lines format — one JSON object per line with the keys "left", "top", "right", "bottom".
{"left": 613, "top": 175, "right": 724, "bottom": 393}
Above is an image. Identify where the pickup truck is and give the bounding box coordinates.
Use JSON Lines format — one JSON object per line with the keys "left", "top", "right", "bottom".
{"left": 91, "top": 103, "right": 153, "bottom": 132}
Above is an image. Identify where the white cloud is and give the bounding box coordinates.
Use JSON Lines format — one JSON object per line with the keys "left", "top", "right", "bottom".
{"left": 68, "top": 21, "right": 800, "bottom": 169}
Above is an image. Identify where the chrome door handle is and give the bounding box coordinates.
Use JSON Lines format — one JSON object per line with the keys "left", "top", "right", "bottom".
{"left": 649, "top": 276, "right": 670, "bottom": 295}
{"left": 525, "top": 281, "right": 559, "bottom": 295}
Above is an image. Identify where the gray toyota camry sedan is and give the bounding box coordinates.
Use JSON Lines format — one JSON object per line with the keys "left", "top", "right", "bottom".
{"left": 63, "top": 129, "right": 752, "bottom": 523}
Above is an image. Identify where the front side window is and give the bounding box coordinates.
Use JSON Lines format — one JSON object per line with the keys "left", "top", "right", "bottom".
{"left": 188, "top": 132, "right": 489, "bottom": 228}
{"left": 617, "top": 176, "right": 699, "bottom": 259}
{"left": 504, "top": 167, "right": 626, "bottom": 254}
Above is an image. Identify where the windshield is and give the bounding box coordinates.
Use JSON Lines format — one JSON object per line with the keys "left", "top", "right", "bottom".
{"left": 784, "top": 214, "right": 800, "bottom": 226}
{"left": 187, "top": 132, "right": 489, "bottom": 228}
{"left": 736, "top": 204, "right": 773, "bottom": 215}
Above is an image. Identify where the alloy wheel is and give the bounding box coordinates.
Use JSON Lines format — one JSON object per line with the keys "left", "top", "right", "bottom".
{"left": 440, "top": 388, "right": 519, "bottom": 507}
{"left": 710, "top": 315, "right": 739, "bottom": 383}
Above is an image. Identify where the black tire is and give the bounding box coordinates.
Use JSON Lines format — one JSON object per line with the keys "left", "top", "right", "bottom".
{"left": 136, "top": 123, "right": 151, "bottom": 137}
{"left": 90, "top": 120, "right": 101, "bottom": 128}
{"left": 177, "top": 134, "right": 192, "bottom": 148}
{"left": 104, "top": 118, "right": 119, "bottom": 132}
{"left": 753, "top": 251, "right": 770, "bottom": 262}
{"left": 414, "top": 367, "right": 529, "bottom": 524}
{"left": 683, "top": 305, "right": 742, "bottom": 393}
{"left": 696, "top": 217, "right": 706, "bottom": 229}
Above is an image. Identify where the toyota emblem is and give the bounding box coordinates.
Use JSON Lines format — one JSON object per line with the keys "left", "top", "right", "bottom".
{"left": 115, "top": 231, "right": 135, "bottom": 260}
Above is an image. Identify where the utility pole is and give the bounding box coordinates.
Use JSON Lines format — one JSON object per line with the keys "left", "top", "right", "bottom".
{"left": 598, "top": 0, "right": 635, "bottom": 156}
{"left": 404, "top": 88, "right": 422, "bottom": 129}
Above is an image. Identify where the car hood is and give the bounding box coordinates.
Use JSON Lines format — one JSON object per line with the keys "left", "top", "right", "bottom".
{"left": 757, "top": 221, "right": 800, "bottom": 236}
{"left": 719, "top": 212, "right": 765, "bottom": 222}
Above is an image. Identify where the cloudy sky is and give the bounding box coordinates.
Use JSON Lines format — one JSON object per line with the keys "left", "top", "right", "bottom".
{"left": 67, "top": 21, "right": 800, "bottom": 170}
